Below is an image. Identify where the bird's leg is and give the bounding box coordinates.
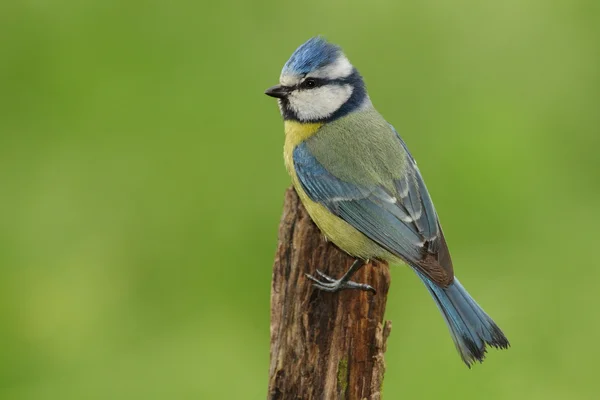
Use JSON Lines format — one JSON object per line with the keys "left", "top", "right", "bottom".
{"left": 306, "top": 259, "right": 375, "bottom": 294}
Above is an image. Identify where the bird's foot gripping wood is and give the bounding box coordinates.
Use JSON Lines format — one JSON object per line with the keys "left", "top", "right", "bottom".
{"left": 305, "top": 259, "right": 376, "bottom": 294}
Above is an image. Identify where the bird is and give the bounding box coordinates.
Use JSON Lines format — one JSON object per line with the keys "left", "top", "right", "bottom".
{"left": 265, "top": 36, "right": 509, "bottom": 367}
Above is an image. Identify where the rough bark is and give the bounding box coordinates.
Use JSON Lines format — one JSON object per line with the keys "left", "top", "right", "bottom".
{"left": 268, "top": 188, "right": 392, "bottom": 400}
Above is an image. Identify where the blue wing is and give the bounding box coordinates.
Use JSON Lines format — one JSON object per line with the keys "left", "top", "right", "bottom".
{"left": 293, "top": 132, "right": 454, "bottom": 286}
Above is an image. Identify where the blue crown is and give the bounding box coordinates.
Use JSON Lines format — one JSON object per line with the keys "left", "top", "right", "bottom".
{"left": 282, "top": 37, "right": 341, "bottom": 76}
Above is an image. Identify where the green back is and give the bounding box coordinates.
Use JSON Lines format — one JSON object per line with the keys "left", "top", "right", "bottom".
{"left": 306, "top": 106, "right": 407, "bottom": 192}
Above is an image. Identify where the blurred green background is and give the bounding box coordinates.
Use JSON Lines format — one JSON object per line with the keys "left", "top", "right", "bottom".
{"left": 1, "top": 0, "right": 599, "bottom": 399}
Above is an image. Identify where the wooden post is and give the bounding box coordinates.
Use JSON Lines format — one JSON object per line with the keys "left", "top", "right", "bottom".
{"left": 268, "top": 188, "right": 392, "bottom": 400}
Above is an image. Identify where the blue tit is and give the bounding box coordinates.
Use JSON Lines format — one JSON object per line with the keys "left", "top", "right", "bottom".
{"left": 265, "top": 37, "right": 509, "bottom": 366}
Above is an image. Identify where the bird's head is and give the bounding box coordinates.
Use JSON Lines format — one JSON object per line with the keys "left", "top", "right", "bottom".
{"left": 265, "top": 37, "right": 368, "bottom": 123}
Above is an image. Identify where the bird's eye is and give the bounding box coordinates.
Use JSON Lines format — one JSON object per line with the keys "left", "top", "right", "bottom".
{"left": 304, "top": 78, "right": 317, "bottom": 88}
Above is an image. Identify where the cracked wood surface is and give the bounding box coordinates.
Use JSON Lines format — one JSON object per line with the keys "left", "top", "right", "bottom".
{"left": 268, "top": 188, "right": 392, "bottom": 400}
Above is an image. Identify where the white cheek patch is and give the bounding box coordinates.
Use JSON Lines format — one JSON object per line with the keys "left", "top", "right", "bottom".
{"left": 307, "top": 56, "right": 353, "bottom": 80}
{"left": 288, "top": 84, "right": 353, "bottom": 121}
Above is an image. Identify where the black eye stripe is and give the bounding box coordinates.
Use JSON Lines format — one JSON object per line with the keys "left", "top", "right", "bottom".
{"left": 299, "top": 77, "right": 326, "bottom": 89}
{"left": 297, "top": 77, "right": 354, "bottom": 90}
{"left": 331, "top": 73, "right": 356, "bottom": 85}
{"left": 281, "top": 69, "right": 366, "bottom": 123}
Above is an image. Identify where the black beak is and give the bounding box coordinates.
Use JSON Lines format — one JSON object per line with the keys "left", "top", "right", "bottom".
{"left": 264, "top": 85, "right": 290, "bottom": 99}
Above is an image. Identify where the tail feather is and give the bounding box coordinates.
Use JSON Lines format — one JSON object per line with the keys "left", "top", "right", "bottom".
{"left": 417, "top": 271, "right": 509, "bottom": 367}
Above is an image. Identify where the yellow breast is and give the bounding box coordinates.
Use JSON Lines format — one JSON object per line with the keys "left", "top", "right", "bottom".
{"left": 283, "top": 121, "right": 389, "bottom": 260}
{"left": 282, "top": 121, "right": 323, "bottom": 175}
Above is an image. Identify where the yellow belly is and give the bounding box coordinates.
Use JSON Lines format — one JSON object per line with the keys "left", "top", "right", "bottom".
{"left": 283, "top": 121, "right": 391, "bottom": 260}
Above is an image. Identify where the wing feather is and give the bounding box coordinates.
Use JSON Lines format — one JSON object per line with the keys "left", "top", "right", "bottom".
{"left": 293, "top": 132, "right": 454, "bottom": 286}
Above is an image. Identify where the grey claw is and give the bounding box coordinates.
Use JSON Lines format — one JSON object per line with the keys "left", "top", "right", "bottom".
{"left": 304, "top": 273, "right": 376, "bottom": 294}
{"left": 312, "top": 283, "right": 338, "bottom": 292}
{"left": 315, "top": 269, "right": 336, "bottom": 282}
{"left": 345, "top": 281, "right": 376, "bottom": 294}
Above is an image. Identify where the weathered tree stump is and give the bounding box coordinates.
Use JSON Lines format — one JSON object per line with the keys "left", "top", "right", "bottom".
{"left": 268, "top": 188, "right": 392, "bottom": 400}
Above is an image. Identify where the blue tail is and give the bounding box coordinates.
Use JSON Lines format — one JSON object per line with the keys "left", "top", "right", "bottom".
{"left": 417, "top": 272, "right": 509, "bottom": 367}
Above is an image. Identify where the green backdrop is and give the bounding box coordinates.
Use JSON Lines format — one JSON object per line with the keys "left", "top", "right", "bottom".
{"left": 1, "top": 1, "right": 599, "bottom": 399}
